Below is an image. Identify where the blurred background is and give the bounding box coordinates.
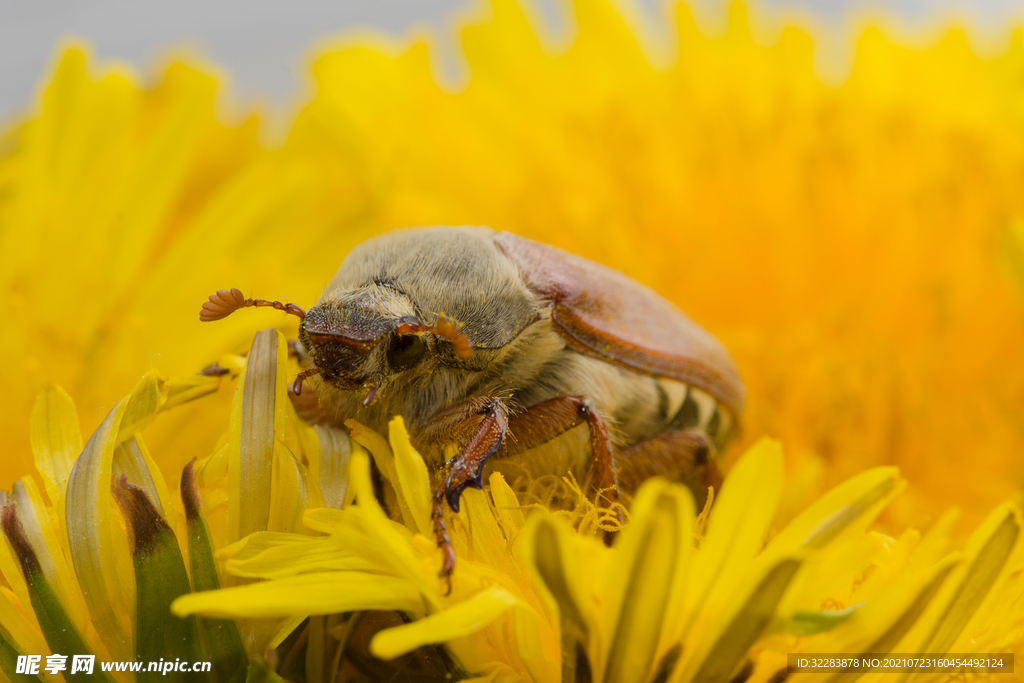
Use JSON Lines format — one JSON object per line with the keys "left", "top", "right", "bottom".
{"left": 3, "top": 0, "right": 1024, "bottom": 126}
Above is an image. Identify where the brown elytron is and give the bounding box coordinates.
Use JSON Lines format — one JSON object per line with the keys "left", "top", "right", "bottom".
{"left": 199, "top": 226, "right": 743, "bottom": 592}
{"left": 494, "top": 233, "right": 743, "bottom": 416}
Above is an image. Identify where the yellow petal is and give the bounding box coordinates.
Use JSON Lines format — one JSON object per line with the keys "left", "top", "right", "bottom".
{"left": 228, "top": 329, "right": 286, "bottom": 544}
{"left": 370, "top": 586, "right": 517, "bottom": 660}
{"left": 766, "top": 467, "right": 903, "bottom": 554}
{"left": 225, "top": 542, "right": 375, "bottom": 579}
{"left": 345, "top": 418, "right": 396, "bottom": 487}
{"left": 305, "top": 451, "right": 436, "bottom": 599}
{"left": 684, "top": 438, "right": 784, "bottom": 635}
{"left": 460, "top": 487, "right": 510, "bottom": 570}
{"left": 602, "top": 480, "right": 693, "bottom": 683}
{"left": 0, "top": 587, "right": 50, "bottom": 663}
{"left": 781, "top": 533, "right": 889, "bottom": 618}
{"left": 269, "top": 614, "right": 308, "bottom": 651}
{"left": 511, "top": 602, "right": 559, "bottom": 683}
{"left": 302, "top": 508, "right": 350, "bottom": 535}
{"left": 0, "top": 521, "right": 34, "bottom": 637}
{"left": 64, "top": 396, "right": 134, "bottom": 659}
{"left": 488, "top": 472, "right": 525, "bottom": 535}
{"left": 688, "top": 557, "right": 803, "bottom": 683}
{"left": 29, "top": 383, "right": 81, "bottom": 513}
{"left": 488, "top": 473, "right": 532, "bottom": 570}
{"left": 389, "top": 417, "right": 433, "bottom": 537}
{"left": 919, "top": 503, "right": 1022, "bottom": 653}
{"left": 157, "top": 373, "right": 221, "bottom": 412}
{"left": 347, "top": 419, "right": 416, "bottom": 527}
{"left": 524, "top": 515, "right": 599, "bottom": 683}
{"left": 268, "top": 442, "right": 323, "bottom": 535}
{"left": 803, "top": 555, "right": 959, "bottom": 662}
{"left": 197, "top": 442, "right": 230, "bottom": 489}
{"left": 172, "top": 572, "right": 426, "bottom": 619}
{"left": 115, "top": 371, "right": 163, "bottom": 444}
{"left": 312, "top": 425, "right": 353, "bottom": 509}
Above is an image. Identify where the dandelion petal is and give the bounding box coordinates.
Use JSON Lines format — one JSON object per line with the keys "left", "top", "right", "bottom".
{"left": 115, "top": 372, "right": 163, "bottom": 445}
{"left": 158, "top": 374, "right": 221, "bottom": 412}
{"left": 0, "top": 587, "right": 50, "bottom": 670}
{"left": 527, "top": 517, "right": 594, "bottom": 683}
{"left": 603, "top": 483, "right": 693, "bottom": 683}
{"left": 768, "top": 467, "right": 903, "bottom": 554}
{"left": 920, "top": 504, "right": 1021, "bottom": 653}
{"left": 172, "top": 573, "right": 425, "bottom": 620}
{"left": 65, "top": 397, "right": 134, "bottom": 659}
{"left": 389, "top": 417, "right": 433, "bottom": 537}
{"left": 29, "top": 383, "right": 81, "bottom": 510}
{"left": 313, "top": 425, "right": 352, "bottom": 509}
{"left": 686, "top": 438, "right": 783, "bottom": 631}
{"left": 690, "top": 557, "right": 802, "bottom": 683}
{"left": 228, "top": 329, "right": 284, "bottom": 543}
{"left": 370, "top": 586, "right": 517, "bottom": 660}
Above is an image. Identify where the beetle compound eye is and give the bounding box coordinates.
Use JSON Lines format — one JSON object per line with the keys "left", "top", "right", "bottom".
{"left": 386, "top": 334, "right": 425, "bottom": 369}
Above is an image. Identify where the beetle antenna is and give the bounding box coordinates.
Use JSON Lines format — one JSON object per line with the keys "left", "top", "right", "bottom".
{"left": 394, "top": 314, "right": 473, "bottom": 359}
{"left": 291, "top": 367, "right": 321, "bottom": 396}
{"left": 200, "top": 288, "right": 307, "bottom": 322}
{"left": 433, "top": 314, "right": 473, "bottom": 359}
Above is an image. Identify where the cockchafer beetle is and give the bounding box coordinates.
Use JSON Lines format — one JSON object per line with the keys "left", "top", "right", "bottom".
{"left": 200, "top": 226, "right": 744, "bottom": 590}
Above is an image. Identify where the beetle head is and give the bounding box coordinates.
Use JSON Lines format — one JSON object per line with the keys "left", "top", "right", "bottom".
{"left": 299, "top": 285, "right": 472, "bottom": 401}
{"left": 200, "top": 284, "right": 473, "bottom": 405}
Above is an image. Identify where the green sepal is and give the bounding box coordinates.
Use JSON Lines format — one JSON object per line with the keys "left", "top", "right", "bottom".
{"left": 112, "top": 478, "right": 202, "bottom": 683}
{"left": 243, "top": 660, "right": 287, "bottom": 683}
{"left": 0, "top": 508, "right": 114, "bottom": 683}
{"left": 786, "top": 603, "right": 863, "bottom": 636}
{"left": 0, "top": 630, "right": 43, "bottom": 683}
{"left": 182, "top": 461, "right": 248, "bottom": 683}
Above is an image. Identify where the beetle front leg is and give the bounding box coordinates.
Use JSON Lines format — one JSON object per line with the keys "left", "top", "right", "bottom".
{"left": 429, "top": 397, "right": 509, "bottom": 593}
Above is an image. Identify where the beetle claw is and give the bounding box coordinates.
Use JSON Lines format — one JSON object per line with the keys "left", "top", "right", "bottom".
{"left": 446, "top": 486, "right": 462, "bottom": 513}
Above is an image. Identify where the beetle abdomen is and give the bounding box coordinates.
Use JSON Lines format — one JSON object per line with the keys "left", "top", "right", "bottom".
{"left": 655, "top": 377, "right": 733, "bottom": 451}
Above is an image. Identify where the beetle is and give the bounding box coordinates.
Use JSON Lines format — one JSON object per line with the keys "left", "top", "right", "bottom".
{"left": 200, "top": 226, "right": 743, "bottom": 588}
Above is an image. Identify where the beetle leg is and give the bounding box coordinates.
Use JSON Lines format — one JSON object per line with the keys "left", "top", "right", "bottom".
{"left": 439, "top": 398, "right": 509, "bottom": 511}
{"left": 431, "top": 492, "right": 457, "bottom": 596}
{"left": 427, "top": 396, "right": 621, "bottom": 590}
{"left": 286, "top": 339, "right": 307, "bottom": 360}
{"left": 419, "top": 396, "right": 499, "bottom": 447}
{"left": 499, "top": 396, "right": 621, "bottom": 539}
{"left": 614, "top": 430, "right": 721, "bottom": 511}
{"left": 572, "top": 397, "right": 619, "bottom": 524}
{"left": 430, "top": 398, "right": 509, "bottom": 593}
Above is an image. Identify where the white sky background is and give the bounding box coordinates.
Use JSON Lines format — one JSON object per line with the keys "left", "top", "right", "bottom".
{"left": 0, "top": 0, "right": 1022, "bottom": 128}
